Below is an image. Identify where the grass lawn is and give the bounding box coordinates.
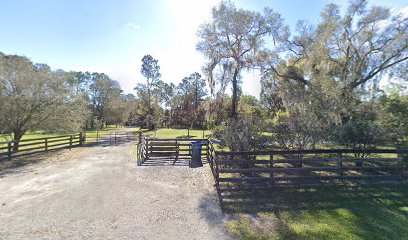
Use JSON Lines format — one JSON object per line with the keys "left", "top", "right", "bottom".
{"left": 0, "top": 132, "right": 64, "bottom": 143}
{"left": 223, "top": 184, "right": 408, "bottom": 240}
{"left": 142, "top": 128, "right": 212, "bottom": 139}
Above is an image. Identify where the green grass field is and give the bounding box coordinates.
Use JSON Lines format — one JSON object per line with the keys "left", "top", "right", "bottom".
{"left": 142, "top": 128, "right": 212, "bottom": 139}
{"left": 0, "top": 132, "right": 63, "bottom": 143}
{"left": 224, "top": 184, "right": 408, "bottom": 240}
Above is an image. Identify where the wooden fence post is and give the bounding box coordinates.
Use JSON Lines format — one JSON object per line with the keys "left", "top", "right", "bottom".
{"left": 206, "top": 141, "right": 209, "bottom": 162}
{"left": 337, "top": 153, "right": 343, "bottom": 178}
{"left": 188, "top": 129, "right": 190, "bottom": 139}
{"left": 79, "top": 132, "right": 83, "bottom": 146}
{"left": 96, "top": 131, "right": 99, "bottom": 142}
{"left": 138, "top": 131, "right": 142, "bottom": 143}
{"left": 202, "top": 129, "right": 205, "bottom": 138}
{"left": 398, "top": 153, "right": 404, "bottom": 181}
{"left": 45, "top": 138, "right": 48, "bottom": 152}
{"left": 206, "top": 141, "right": 210, "bottom": 161}
{"left": 270, "top": 154, "right": 274, "bottom": 185}
{"left": 115, "top": 132, "right": 117, "bottom": 144}
{"left": 214, "top": 154, "right": 220, "bottom": 184}
{"left": 8, "top": 142, "right": 12, "bottom": 159}
{"left": 175, "top": 141, "right": 179, "bottom": 163}
{"left": 146, "top": 138, "right": 149, "bottom": 160}
{"left": 69, "top": 136, "right": 73, "bottom": 150}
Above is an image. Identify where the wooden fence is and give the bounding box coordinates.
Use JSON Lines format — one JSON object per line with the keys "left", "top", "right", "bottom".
{"left": 211, "top": 149, "right": 406, "bottom": 189}
{"left": 137, "top": 133, "right": 208, "bottom": 165}
{"left": 137, "top": 137, "right": 407, "bottom": 189}
{"left": 0, "top": 133, "right": 83, "bottom": 161}
{"left": 0, "top": 130, "right": 139, "bottom": 161}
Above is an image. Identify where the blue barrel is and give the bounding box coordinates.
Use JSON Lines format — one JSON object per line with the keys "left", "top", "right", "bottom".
{"left": 190, "top": 141, "right": 203, "bottom": 168}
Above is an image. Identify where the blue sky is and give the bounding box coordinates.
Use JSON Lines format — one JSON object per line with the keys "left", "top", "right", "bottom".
{"left": 1, "top": 0, "right": 407, "bottom": 96}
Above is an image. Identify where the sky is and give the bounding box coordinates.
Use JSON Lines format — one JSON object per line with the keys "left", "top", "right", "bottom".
{"left": 1, "top": 0, "right": 407, "bottom": 97}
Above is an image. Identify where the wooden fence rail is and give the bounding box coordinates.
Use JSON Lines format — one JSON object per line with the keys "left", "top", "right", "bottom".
{"left": 214, "top": 149, "right": 407, "bottom": 189}
{"left": 0, "top": 133, "right": 83, "bottom": 161}
{"left": 0, "top": 130, "right": 139, "bottom": 161}
{"left": 135, "top": 134, "right": 407, "bottom": 189}
{"left": 136, "top": 133, "right": 209, "bottom": 165}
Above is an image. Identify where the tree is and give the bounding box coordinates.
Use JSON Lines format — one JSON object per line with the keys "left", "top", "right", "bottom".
{"left": 196, "top": 0, "right": 287, "bottom": 118}
{"left": 238, "top": 95, "right": 264, "bottom": 124}
{"left": 263, "top": 0, "right": 407, "bottom": 98}
{"left": 177, "top": 73, "right": 207, "bottom": 108}
{"left": 202, "top": 93, "right": 231, "bottom": 129}
{"left": 139, "top": 55, "right": 161, "bottom": 116}
{"left": 162, "top": 82, "right": 175, "bottom": 110}
{"left": 379, "top": 90, "right": 408, "bottom": 146}
{"left": 88, "top": 73, "right": 122, "bottom": 127}
{"left": 0, "top": 52, "right": 89, "bottom": 150}
{"left": 135, "top": 55, "right": 164, "bottom": 129}
{"left": 258, "top": 0, "right": 407, "bottom": 152}
{"left": 170, "top": 73, "right": 208, "bottom": 128}
{"left": 104, "top": 93, "right": 130, "bottom": 127}
{"left": 188, "top": 72, "right": 207, "bottom": 109}
{"left": 65, "top": 71, "right": 92, "bottom": 95}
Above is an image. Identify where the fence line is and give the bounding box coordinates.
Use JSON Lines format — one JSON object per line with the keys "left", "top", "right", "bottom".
{"left": 0, "top": 130, "right": 139, "bottom": 161}
{"left": 83, "top": 131, "right": 137, "bottom": 144}
{"left": 135, "top": 134, "right": 407, "bottom": 189}
{"left": 214, "top": 149, "right": 406, "bottom": 189}
{"left": 0, "top": 133, "right": 83, "bottom": 161}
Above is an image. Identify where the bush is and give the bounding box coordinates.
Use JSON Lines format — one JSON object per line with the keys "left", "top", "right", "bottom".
{"left": 334, "top": 121, "right": 386, "bottom": 154}
{"left": 333, "top": 103, "right": 389, "bottom": 166}
{"left": 144, "top": 115, "right": 155, "bottom": 130}
{"left": 273, "top": 110, "right": 323, "bottom": 151}
{"left": 334, "top": 103, "right": 388, "bottom": 157}
{"left": 213, "top": 118, "right": 265, "bottom": 152}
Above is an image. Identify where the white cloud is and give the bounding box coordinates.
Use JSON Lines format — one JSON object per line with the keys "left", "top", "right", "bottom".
{"left": 241, "top": 70, "right": 262, "bottom": 97}
{"left": 398, "top": 6, "right": 408, "bottom": 17}
{"left": 123, "top": 23, "right": 141, "bottom": 31}
{"left": 376, "top": 5, "right": 408, "bottom": 29}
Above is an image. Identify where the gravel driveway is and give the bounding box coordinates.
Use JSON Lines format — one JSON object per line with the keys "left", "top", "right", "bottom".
{"left": 0, "top": 140, "right": 232, "bottom": 239}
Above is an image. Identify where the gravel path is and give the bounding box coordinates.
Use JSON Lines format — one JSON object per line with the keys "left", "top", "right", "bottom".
{"left": 0, "top": 140, "right": 232, "bottom": 239}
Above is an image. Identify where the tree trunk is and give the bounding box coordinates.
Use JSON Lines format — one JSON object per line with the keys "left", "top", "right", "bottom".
{"left": 147, "top": 78, "right": 152, "bottom": 116}
{"left": 12, "top": 130, "right": 25, "bottom": 151}
{"left": 195, "top": 79, "right": 198, "bottom": 110}
{"left": 230, "top": 68, "right": 239, "bottom": 119}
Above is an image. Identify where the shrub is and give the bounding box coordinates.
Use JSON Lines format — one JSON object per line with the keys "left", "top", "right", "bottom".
{"left": 273, "top": 110, "right": 323, "bottom": 151}
{"left": 213, "top": 118, "right": 265, "bottom": 152}
{"left": 334, "top": 103, "right": 388, "bottom": 156}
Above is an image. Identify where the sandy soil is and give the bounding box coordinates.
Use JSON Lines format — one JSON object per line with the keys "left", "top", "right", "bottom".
{"left": 0, "top": 140, "right": 232, "bottom": 239}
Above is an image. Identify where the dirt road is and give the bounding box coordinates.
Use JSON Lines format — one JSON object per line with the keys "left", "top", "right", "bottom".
{"left": 0, "top": 140, "right": 232, "bottom": 239}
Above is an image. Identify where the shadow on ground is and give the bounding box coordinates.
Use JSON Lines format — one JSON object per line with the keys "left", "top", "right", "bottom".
{"left": 217, "top": 183, "right": 408, "bottom": 239}
{"left": 0, "top": 138, "right": 137, "bottom": 178}
{"left": 139, "top": 157, "right": 209, "bottom": 167}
